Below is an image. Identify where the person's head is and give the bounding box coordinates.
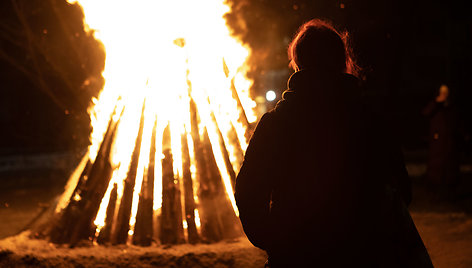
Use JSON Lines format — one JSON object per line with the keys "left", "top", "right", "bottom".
{"left": 288, "top": 19, "right": 359, "bottom": 76}
{"left": 438, "top": 84, "right": 450, "bottom": 98}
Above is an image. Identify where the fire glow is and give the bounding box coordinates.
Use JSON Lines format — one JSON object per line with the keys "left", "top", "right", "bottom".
{"left": 50, "top": 0, "right": 256, "bottom": 246}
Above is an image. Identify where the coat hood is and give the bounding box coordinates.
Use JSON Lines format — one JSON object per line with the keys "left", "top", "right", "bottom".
{"left": 275, "top": 70, "right": 362, "bottom": 112}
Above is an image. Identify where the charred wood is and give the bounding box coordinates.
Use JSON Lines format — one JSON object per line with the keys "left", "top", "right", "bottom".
{"left": 202, "top": 129, "right": 242, "bottom": 240}
{"left": 49, "top": 105, "right": 121, "bottom": 245}
{"left": 46, "top": 158, "right": 91, "bottom": 243}
{"left": 188, "top": 99, "right": 222, "bottom": 242}
{"left": 132, "top": 118, "right": 157, "bottom": 246}
{"left": 132, "top": 175, "right": 154, "bottom": 246}
{"left": 112, "top": 103, "right": 146, "bottom": 244}
{"left": 222, "top": 58, "right": 251, "bottom": 139}
{"left": 159, "top": 124, "right": 185, "bottom": 244}
{"left": 96, "top": 183, "right": 118, "bottom": 244}
{"left": 181, "top": 133, "right": 199, "bottom": 244}
{"left": 209, "top": 111, "right": 236, "bottom": 190}
{"left": 229, "top": 78, "right": 252, "bottom": 140}
{"left": 228, "top": 122, "right": 244, "bottom": 170}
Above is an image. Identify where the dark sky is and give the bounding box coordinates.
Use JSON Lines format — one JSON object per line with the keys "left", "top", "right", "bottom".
{"left": 0, "top": 0, "right": 104, "bottom": 154}
{"left": 228, "top": 0, "right": 471, "bottom": 96}
{"left": 227, "top": 0, "right": 471, "bottom": 149}
{"left": 0, "top": 0, "right": 470, "bottom": 154}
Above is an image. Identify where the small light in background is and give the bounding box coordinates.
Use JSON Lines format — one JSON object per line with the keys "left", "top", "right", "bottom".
{"left": 340, "top": 3, "right": 345, "bottom": 8}
{"left": 266, "top": 90, "right": 276, "bottom": 102}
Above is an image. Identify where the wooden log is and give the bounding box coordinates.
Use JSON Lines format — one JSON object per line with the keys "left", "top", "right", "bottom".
{"left": 47, "top": 158, "right": 91, "bottom": 243}
{"left": 201, "top": 129, "right": 243, "bottom": 240}
{"left": 153, "top": 209, "right": 161, "bottom": 244}
{"left": 181, "top": 132, "right": 199, "bottom": 244}
{"left": 209, "top": 110, "right": 237, "bottom": 190}
{"left": 188, "top": 99, "right": 223, "bottom": 242}
{"left": 228, "top": 122, "right": 244, "bottom": 170}
{"left": 96, "top": 183, "right": 118, "bottom": 244}
{"left": 159, "top": 124, "right": 185, "bottom": 244}
{"left": 132, "top": 118, "right": 157, "bottom": 246}
{"left": 173, "top": 164, "right": 185, "bottom": 244}
{"left": 230, "top": 80, "right": 252, "bottom": 141}
{"left": 131, "top": 172, "right": 154, "bottom": 246}
{"left": 112, "top": 103, "right": 146, "bottom": 245}
{"left": 222, "top": 59, "right": 254, "bottom": 140}
{"left": 68, "top": 153, "right": 114, "bottom": 245}
{"left": 49, "top": 104, "right": 121, "bottom": 245}
{"left": 159, "top": 123, "right": 175, "bottom": 244}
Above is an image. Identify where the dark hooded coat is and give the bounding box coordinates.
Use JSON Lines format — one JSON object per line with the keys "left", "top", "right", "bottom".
{"left": 235, "top": 70, "right": 432, "bottom": 267}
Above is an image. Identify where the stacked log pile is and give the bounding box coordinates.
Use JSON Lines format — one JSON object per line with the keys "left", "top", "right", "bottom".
{"left": 39, "top": 95, "right": 246, "bottom": 246}
{"left": 45, "top": 105, "right": 122, "bottom": 245}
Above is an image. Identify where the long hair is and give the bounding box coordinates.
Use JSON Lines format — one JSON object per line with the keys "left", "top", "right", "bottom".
{"left": 288, "top": 19, "right": 360, "bottom": 77}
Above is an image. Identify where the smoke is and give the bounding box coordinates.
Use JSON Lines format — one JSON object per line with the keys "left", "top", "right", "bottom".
{"left": 224, "top": 0, "right": 297, "bottom": 98}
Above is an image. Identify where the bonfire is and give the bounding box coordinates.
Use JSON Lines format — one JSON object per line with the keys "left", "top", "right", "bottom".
{"left": 34, "top": 0, "right": 257, "bottom": 247}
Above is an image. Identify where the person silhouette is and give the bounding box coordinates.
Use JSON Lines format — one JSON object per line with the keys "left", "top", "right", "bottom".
{"left": 422, "top": 84, "right": 461, "bottom": 193}
{"left": 235, "top": 19, "right": 433, "bottom": 267}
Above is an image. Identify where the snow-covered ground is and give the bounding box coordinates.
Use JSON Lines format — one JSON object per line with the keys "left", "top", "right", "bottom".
{"left": 0, "top": 165, "right": 267, "bottom": 267}
{"left": 412, "top": 212, "right": 472, "bottom": 268}
{"left": 0, "top": 233, "right": 267, "bottom": 267}
{"left": 1, "top": 159, "right": 472, "bottom": 267}
{"left": 1, "top": 212, "right": 471, "bottom": 267}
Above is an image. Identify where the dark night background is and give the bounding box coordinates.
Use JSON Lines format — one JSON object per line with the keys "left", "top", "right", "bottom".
{"left": 0, "top": 0, "right": 471, "bottom": 155}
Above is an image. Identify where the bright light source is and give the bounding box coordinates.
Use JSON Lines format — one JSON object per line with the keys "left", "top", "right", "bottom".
{"left": 266, "top": 90, "right": 276, "bottom": 102}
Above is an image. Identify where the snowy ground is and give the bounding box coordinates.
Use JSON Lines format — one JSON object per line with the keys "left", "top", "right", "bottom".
{"left": 0, "top": 164, "right": 267, "bottom": 267}
{"left": 413, "top": 212, "right": 472, "bottom": 268}
{"left": 1, "top": 154, "right": 472, "bottom": 267}
{"left": 0, "top": 233, "right": 267, "bottom": 267}
{"left": 406, "top": 162, "right": 472, "bottom": 268}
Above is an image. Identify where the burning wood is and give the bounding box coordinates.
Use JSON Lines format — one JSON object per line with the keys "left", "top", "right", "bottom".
{"left": 159, "top": 124, "right": 185, "bottom": 244}
{"left": 188, "top": 99, "right": 223, "bottom": 242}
{"left": 228, "top": 122, "right": 245, "bottom": 176}
{"left": 96, "top": 183, "right": 117, "bottom": 244}
{"left": 41, "top": 93, "right": 248, "bottom": 246}
{"left": 45, "top": 104, "right": 122, "bottom": 245}
{"left": 201, "top": 129, "right": 243, "bottom": 240}
{"left": 181, "top": 132, "right": 200, "bottom": 244}
{"left": 132, "top": 118, "right": 157, "bottom": 246}
{"left": 37, "top": 0, "right": 258, "bottom": 247}
{"left": 223, "top": 58, "right": 254, "bottom": 141}
{"left": 112, "top": 103, "right": 146, "bottom": 245}
{"left": 210, "top": 108, "right": 237, "bottom": 190}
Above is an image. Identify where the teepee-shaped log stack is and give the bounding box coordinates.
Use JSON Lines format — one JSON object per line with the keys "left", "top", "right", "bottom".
{"left": 39, "top": 86, "right": 251, "bottom": 247}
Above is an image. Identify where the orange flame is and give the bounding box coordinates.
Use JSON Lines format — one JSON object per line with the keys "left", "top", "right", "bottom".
{"left": 65, "top": 0, "right": 256, "bottom": 238}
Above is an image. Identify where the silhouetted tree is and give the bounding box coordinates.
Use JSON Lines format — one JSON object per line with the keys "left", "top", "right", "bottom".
{"left": 0, "top": 0, "right": 105, "bottom": 153}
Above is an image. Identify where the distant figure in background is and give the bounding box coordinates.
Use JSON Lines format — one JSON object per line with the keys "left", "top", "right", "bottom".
{"left": 422, "top": 84, "right": 461, "bottom": 192}
{"left": 235, "top": 19, "right": 432, "bottom": 267}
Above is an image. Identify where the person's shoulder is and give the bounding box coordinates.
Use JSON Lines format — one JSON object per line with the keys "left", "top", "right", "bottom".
{"left": 255, "top": 110, "right": 279, "bottom": 130}
{"left": 252, "top": 107, "right": 292, "bottom": 139}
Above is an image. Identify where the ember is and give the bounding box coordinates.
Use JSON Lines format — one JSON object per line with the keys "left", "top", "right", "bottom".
{"left": 38, "top": 0, "right": 257, "bottom": 246}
